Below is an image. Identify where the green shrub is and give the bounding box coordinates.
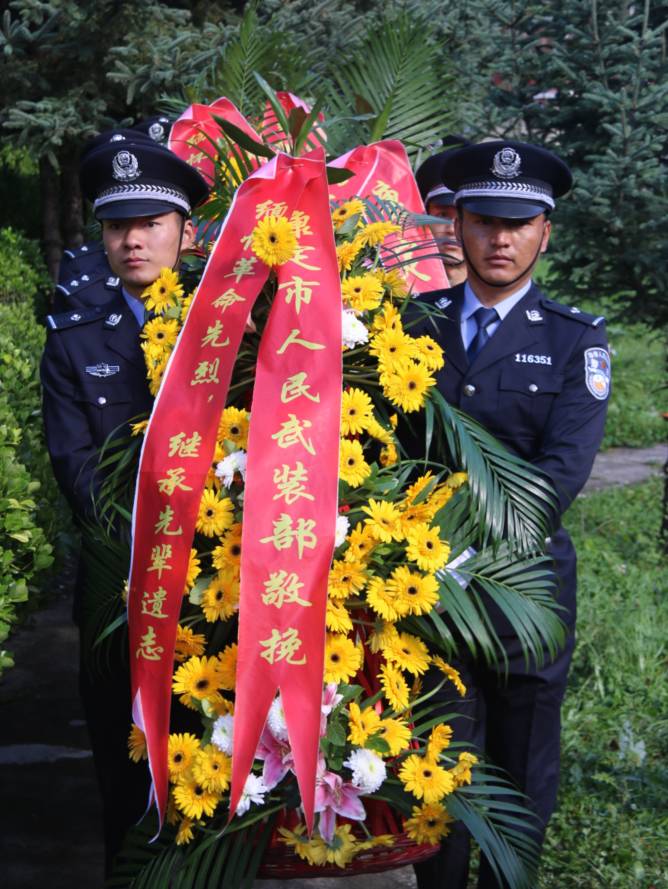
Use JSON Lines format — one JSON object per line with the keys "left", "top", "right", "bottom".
{"left": 0, "top": 226, "right": 50, "bottom": 306}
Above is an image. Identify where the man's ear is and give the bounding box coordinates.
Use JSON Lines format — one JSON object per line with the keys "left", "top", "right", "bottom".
{"left": 454, "top": 214, "right": 462, "bottom": 243}
{"left": 540, "top": 218, "right": 552, "bottom": 254}
{"left": 181, "top": 218, "right": 195, "bottom": 251}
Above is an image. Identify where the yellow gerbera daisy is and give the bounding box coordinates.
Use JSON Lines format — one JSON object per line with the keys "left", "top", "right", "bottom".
{"left": 142, "top": 316, "right": 180, "bottom": 350}
{"left": 405, "top": 524, "right": 451, "bottom": 572}
{"left": 201, "top": 571, "right": 239, "bottom": 622}
{"left": 446, "top": 471, "right": 468, "bottom": 490}
{"left": 399, "top": 754, "right": 455, "bottom": 803}
{"left": 367, "top": 620, "right": 400, "bottom": 654}
{"left": 217, "top": 643, "right": 238, "bottom": 690}
{"left": 366, "top": 576, "right": 405, "bottom": 622}
{"left": 388, "top": 566, "right": 439, "bottom": 616}
{"left": 251, "top": 214, "right": 297, "bottom": 266}
{"left": 331, "top": 198, "right": 365, "bottom": 228}
{"left": 130, "top": 419, "right": 148, "bottom": 437}
{"left": 328, "top": 558, "right": 367, "bottom": 600}
{"left": 180, "top": 291, "right": 194, "bottom": 324}
{"left": 339, "top": 438, "right": 371, "bottom": 487}
{"left": 167, "top": 732, "right": 200, "bottom": 778}
{"left": 176, "top": 817, "right": 195, "bottom": 845}
{"left": 142, "top": 267, "right": 183, "bottom": 313}
{"left": 192, "top": 744, "right": 231, "bottom": 793}
{"left": 173, "top": 774, "right": 221, "bottom": 819}
{"left": 184, "top": 548, "right": 201, "bottom": 592}
{"left": 218, "top": 407, "right": 249, "bottom": 449}
{"left": 326, "top": 599, "right": 353, "bottom": 633}
{"left": 451, "top": 751, "right": 478, "bottom": 787}
{"left": 340, "top": 387, "right": 374, "bottom": 435}
{"left": 404, "top": 802, "right": 454, "bottom": 845}
{"left": 361, "top": 498, "right": 403, "bottom": 542}
{"left": 377, "top": 267, "right": 409, "bottom": 298}
{"left": 196, "top": 490, "right": 234, "bottom": 537}
{"left": 432, "top": 656, "right": 467, "bottom": 697}
{"left": 336, "top": 240, "right": 363, "bottom": 272}
{"left": 324, "top": 633, "right": 362, "bottom": 683}
{"left": 384, "top": 631, "right": 431, "bottom": 675}
{"left": 427, "top": 724, "right": 454, "bottom": 759}
{"left": 212, "top": 522, "right": 243, "bottom": 571}
{"left": 348, "top": 701, "right": 381, "bottom": 746}
{"left": 279, "top": 825, "right": 329, "bottom": 866}
{"left": 384, "top": 363, "right": 436, "bottom": 412}
{"left": 370, "top": 328, "right": 417, "bottom": 372}
{"left": 371, "top": 300, "right": 402, "bottom": 334}
{"left": 174, "top": 624, "right": 207, "bottom": 662}
{"left": 380, "top": 717, "right": 412, "bottom": 756}
{"left": 413, "top": 335, "right": 445, "bottom": 371}
{"left": 365, "top": 416, "right": 393, "bottom": 445}
{"left": 356, "top": 221, "right": 401, "bottom": 247}
{"left": 172, "top": 657, "right": 223, "bottom": 704}
{"left": 341, "top": 274, "right": 384, "bottom": 312}
{"left": 128, "top": 724, "right": 147, "bottom": 762}
{"left": 380, "top": 442, "right": 399, "bottom": 467}
{"left": 379, "top": 662, "right": 410, "bottom": 711}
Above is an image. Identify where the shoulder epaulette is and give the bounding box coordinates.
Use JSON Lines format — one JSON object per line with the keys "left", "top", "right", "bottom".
{"left": 62, "top": 242, "right": 105, "bottom": 261}
{"left": 46, "top": 306, "right": 107, "bottom": 331}
{"left": 541, "top": 299, "right": 605, "bottom": 328}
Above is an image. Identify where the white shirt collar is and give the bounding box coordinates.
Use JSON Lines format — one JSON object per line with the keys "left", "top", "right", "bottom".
{"left": 462, "top": 279, "right": 534, "bottom": 321}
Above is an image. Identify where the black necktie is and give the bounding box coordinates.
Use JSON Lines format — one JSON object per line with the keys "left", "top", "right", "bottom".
{"left": 467, "top": 306, "right": 499, "bottom": 361}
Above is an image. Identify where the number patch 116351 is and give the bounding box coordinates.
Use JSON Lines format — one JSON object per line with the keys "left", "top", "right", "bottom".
{"left": 515, "top": 353, "right": 552, "bottom": 365}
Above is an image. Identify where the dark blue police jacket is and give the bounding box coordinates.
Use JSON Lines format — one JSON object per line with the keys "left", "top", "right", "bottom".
{"left": 40, "top": 289, "right": 153, "bottom": 520}
{"left": 411, "top": 282, "right": 610, "bottom": 629}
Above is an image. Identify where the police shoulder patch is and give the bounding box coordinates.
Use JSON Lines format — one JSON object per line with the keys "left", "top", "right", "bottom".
{"left": 46, "top": 306, "right": 105, "bottom": 331}
{"left": 542, "top": 299, "right": 604, "bottom": 327}
{"left": 584, "top": 347, "right": 611, "bottom": 400}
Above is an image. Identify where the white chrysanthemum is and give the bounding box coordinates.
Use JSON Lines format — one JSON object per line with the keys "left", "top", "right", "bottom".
{"left": 344, "top": 748, "right": 387, "bottom": 794}
{"left": 335, "top": 515, "right": 350, "bottom": 548}
{"left": 267, "top": 694, "right": 289, "bottom": 741}
{"left": 236, "top": 773, "right": 268, "bottom": 815}
{"left": 211, "top": 714, "right": 234, "bottom": 754}
{"left": 342, "top": 309, "right": 369, "bottom": 349}
{"left": 215, "top": 450, "right": 247, "bottom": 488}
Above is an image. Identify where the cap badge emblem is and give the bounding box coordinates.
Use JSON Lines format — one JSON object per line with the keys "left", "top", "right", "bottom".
{"left": 148, "top": 122, "right": 165, "bottom": 142}
{"left": 492, "top": 147, "right": 522, "bottom": 179}
{"left": 112, "top": 150, "right": 141, "bottom": 181}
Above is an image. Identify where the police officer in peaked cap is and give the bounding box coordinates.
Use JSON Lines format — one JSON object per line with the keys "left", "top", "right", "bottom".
{"left": 415, "top": 136, "right": 472, "bottom": 287}
{"left": 40, "top": 128, "right": 209, "bottom": 874}
{"left": 409, "top": 141, "right": 610, "bottom": 889}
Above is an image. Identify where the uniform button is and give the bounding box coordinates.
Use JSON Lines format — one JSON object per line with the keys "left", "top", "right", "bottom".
{"left": 97, "top": 396, "right": 107, "bottom": 406}
{"left": 463, "top": 384, "right": 476, "bottom": 397}
{"left": 528, "top": 383, "right": 538, "bottom": 393}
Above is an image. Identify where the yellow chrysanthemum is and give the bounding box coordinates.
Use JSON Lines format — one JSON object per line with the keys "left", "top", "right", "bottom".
{"left": 184, "top": 548, "right": 201, "bottom": 592}
{"left": 324, "top": 633, "right": 363, "bottom": 683}
{"left": 427, "top": 724, "right": 454, "bottom": 760}
{"left": 192, "top": 744, "right": 231, "bottom": 793}
{"left": 379, "top": 662, "right": 410, "bottom": 711}
{"left": 384, "top": 631, "right": 431, "bottom": 675}
{"left": 356, "top": 221, "right": 401, "bottom": 247}
{"left": 174, "top": 624, "right": 207, "bottom": 663}
{"left": 176, "top": 817, "right": 195, "bottom": 845}
{"left": 251, "top": 214, "right": 298, "bottom": 266}
{"left": 370, "top": 328, "right": 417, "bottom": 372}
{"left": 172, "top": 657, "right": 224, "bottom": 705}
{"left": 142, "top": 267, "right": 184, "bottom": 314}
{"left": 218, "top": 407, "right": 249, "bottom": 449}
{"left": 173, "top": 774, "right": 221, "bottom": 819}
{"left": 378, "top": 267, "right": 409, "bottom": 298}
{"left": 167, "top": 732, "right": 200, "bottom": 778}
{"left": 128, "top": 724, "right": 147, "bottom": 763}
{"left": 142, "top": 316, "right": 180, "bottom": 350}
{"left": 328, "top": 558, "right": 367, "bottom": 600}
{"left": 388, "top": 566, "right": 439, "bottom": 616}
{"left": 413, "top": 335, "right": 445, "bottom": 371}
{"left": 405, "top": 524, "right": 451, "bottom": 573}
{"left": 432, "top": 656, "right": 467, "bottom": 697}
{"left": 380, "top": 717, "right": 412, "bottom": 756}
{"left": 366, "top": 576, "right": 405, "bottom": 622}
{"left": 404, "top": 802, "right": 454, "bottom": 845}
{"left": 212, "top": 523, "right": 243, "bottom": 572}
{"left": 383, "top": 362, "right": 436, "bottom": 413}
{"left": 331, "top": 198, "right": 365, "bottom": 228}
{"left": 341, "top": 274, "right": 384, "bottom": 312}
{"left": 343, "top": 522, "right": 377, "bottom": 563}
{"left": 217, "top": 643, "right": 238, "bottom": 690}
{"left": 348, "top": 701, "right": 382, "bottom": 746}
{"left": 201, "top": 571, "right": 239, "bottom": 622}
{"left": 340, "top": 387, "right": 374, "bottom": 435}
{"left": 336, "top": 240, "right": 363, "bottom": 272}
{"left": 399, "top": 754, "right": 455, "bottom": 803}
{"left": 362, "top": 498, "right": 403, "bottom": 543}
{"left": 371, "top": 300, "right": 403, "bottom": 333}
{"left": 326, "top": 599, "right": 354, "bottom": 633}
{"left": 339, "top": 438, "right": 371, "bottom": 487}
{"left": 451, "top": 751, "right": 478, "bottom": 787}
{"left": 196, "top": 489, "right": 234, "bottom": 537}
{"left": 368, "top": 621, "right": 400, "bottom": 654}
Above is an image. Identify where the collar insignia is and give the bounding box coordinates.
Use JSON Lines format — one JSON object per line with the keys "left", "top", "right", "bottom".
{"left": 105, "top": 313, "right": 122, "bottom": 328}
{"left": 106, "top": 276, "right": 120, "bottom": 288}
{"left": 85, "top": 363, "right": 120, "bottom": 378}
{"left": 525, "top": 309, "right": 543, "bottom": 322}
{"left": 435, "top": 297, "right": 452, "bottom": 309}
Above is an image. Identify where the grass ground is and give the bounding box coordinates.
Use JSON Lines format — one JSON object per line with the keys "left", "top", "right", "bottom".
{"left": 538, "top": 478, "right": 667, "bottom": 888}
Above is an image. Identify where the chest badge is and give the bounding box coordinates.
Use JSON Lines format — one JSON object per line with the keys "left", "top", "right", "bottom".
{"left": 584, "top": 347, "right": 611, "bottom": 400}
{"left": 525, "top": 309, "right": 543, "bottom": 322}
{"left": 435, "top": 297, "right": 452, "bottom": 310}
{"left": 85, "top": 363, "right": 120, "bottom": 378}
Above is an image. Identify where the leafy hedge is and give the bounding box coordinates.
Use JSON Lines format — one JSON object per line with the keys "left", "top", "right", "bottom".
{"left": 0, "top": 230, "right": 71, "bottom": 674}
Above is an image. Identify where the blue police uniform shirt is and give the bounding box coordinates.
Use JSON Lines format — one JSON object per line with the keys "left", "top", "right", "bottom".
{"left": 122, "top": 288, "right": 145, "bottom": 327}
{"left": 460, "top": 279, "right": 532, "bottom": 350}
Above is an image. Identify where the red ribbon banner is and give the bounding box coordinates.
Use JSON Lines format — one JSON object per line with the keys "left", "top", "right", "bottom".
{"left": 127, "top": 151, "right": 341, "bottom": 828}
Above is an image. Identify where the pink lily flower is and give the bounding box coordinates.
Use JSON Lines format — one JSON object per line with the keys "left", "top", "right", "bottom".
{"left": 255, "top": 725, "right": 294, "bottom": 790}
{"left": 320, "top": 683, "right": 343, "bottom": 736}
{"left": 314, "top": 769, "right": 366, "bottom": 843}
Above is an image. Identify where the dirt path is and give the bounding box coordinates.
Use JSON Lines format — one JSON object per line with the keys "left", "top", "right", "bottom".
{"left": 1, "top": 447, "right": 664, "bottom": 889}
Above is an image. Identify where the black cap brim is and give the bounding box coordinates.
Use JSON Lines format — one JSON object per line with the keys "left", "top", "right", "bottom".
{"left": 95, "top": 200, "right": 187, "bottom": 220}
{"left": 460, "top": 197, "right": 549, "bottom": 219}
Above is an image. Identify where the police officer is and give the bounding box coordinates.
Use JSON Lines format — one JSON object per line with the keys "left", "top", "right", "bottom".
{"left": 411, "top": 141, "right": 610, "bottom": 889}
{"left": 40, "top": 128, "right": 208, "bottom": 873}
{"left": 415, "top": 136, "right": 471, "bottom": 287}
